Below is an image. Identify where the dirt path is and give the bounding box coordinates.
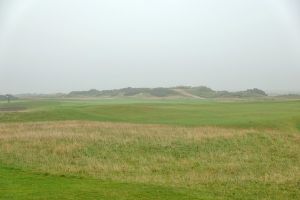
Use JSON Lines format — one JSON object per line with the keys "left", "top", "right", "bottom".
{"left": 172, "top": 89, "right": 204, "bottom": 99}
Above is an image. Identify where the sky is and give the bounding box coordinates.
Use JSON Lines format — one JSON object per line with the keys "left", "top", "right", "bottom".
{"left": 0, "top": 0, "right": 300, "bottom": 94}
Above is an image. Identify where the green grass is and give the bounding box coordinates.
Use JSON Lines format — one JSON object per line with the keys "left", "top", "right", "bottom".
{"left": 0, "top": 99, "right": 299, "bottom": 199}
{"left": 1, "top": 165, "right": 299, "bottom": 200}
{"left": 0, "top": 166, "right": 204, "bottom": 200}
{"left": 1, "top": 99, "right": 300, "bottom": 130}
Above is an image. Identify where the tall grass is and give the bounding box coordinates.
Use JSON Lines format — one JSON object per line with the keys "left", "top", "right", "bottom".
{"left": 0, "top": 121, "right": 299, "bottom": 190}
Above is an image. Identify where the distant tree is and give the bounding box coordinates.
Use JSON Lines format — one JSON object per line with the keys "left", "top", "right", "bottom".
{"left": 6, "top": 94, "right": 10, "bottom": 103}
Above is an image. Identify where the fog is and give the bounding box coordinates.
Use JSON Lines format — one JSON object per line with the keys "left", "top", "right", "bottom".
{"left": 0, "top": 0, "right": 300, "bottom": 94}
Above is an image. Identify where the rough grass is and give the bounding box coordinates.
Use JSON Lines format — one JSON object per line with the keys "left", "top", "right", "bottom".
{"left": 0, "top": 121, "right": 299, "bottom": 199}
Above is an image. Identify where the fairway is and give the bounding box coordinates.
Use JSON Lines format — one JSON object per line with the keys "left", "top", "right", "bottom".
{"left": 1, "top": 99, "right": 300, "bottom": 130}
{"left": 0, "top": 99, "right": 299, "bottom": 199}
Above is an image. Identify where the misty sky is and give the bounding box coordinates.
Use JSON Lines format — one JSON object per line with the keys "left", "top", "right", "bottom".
{"left": 0, "top": 0, "right": 300, "bottom": 94}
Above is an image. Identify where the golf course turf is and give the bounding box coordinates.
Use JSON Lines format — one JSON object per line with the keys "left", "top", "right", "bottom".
{"left": 0, "top": 99, "right": 299, "bottom": 199}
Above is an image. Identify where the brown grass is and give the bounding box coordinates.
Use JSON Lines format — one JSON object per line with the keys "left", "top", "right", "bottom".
{"left": 0, "top": 121, "right": 299, "bottom": 188}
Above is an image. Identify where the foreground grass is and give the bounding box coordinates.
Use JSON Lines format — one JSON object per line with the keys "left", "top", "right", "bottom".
{"left": 0, "top": 121, "right": 299, "bottom": 199}
{"left": 1, "top": 166, "right": 298, "bottom": 200}
{"left": 0, "top": 167, "right": 203, "bottom": 200}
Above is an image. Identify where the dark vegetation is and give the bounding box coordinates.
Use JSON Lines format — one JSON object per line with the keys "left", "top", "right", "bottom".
{"left": 67, "top": 86, "right": 268, "bottom": 98}
{"left": 0, "top": 94, "right": 17, "bottom": 101}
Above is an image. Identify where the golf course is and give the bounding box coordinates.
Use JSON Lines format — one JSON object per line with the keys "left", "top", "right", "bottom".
{"left": 0, "top": 98, "right": 299, "bottom": 199}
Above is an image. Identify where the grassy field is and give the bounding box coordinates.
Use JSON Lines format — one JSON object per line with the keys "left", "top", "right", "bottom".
{"left": 1, "top": 99, "right": 300, "bottom": 130}
{"left": 0, "top": 99, "right": 300, "bottom": 199}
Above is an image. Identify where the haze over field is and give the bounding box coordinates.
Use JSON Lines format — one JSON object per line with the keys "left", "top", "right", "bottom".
{"left": 1, "top": 2, "right": 300, "bottom": 199}
{"left": 1, "top": 0, "right": 300, "bottom": 94}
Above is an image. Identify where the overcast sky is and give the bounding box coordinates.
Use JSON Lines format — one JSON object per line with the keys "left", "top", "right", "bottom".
{"left": 0, "top": 0, "right": 300, "bottom": 94}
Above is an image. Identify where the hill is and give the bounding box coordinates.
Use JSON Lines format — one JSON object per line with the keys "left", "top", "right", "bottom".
{"left": 67, "top": 86, "right": 268, "bottom": 99}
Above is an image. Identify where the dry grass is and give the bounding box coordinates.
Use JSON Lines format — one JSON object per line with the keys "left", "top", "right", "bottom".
{"left": 0, "top": 121, "right": 299, "bottom": 188}
{"left": 0, "top": 121, "right": 247, "bottom": 139}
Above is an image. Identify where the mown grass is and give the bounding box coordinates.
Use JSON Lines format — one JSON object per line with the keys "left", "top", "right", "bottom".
{"left": 1, "top": 166, "right": 204, "bottom": 200}
{"left": 0, "top": 99, "right": 300, "bottom": 199}
{"left": 1, "top": 99, "right": 300, "bottom": 130}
